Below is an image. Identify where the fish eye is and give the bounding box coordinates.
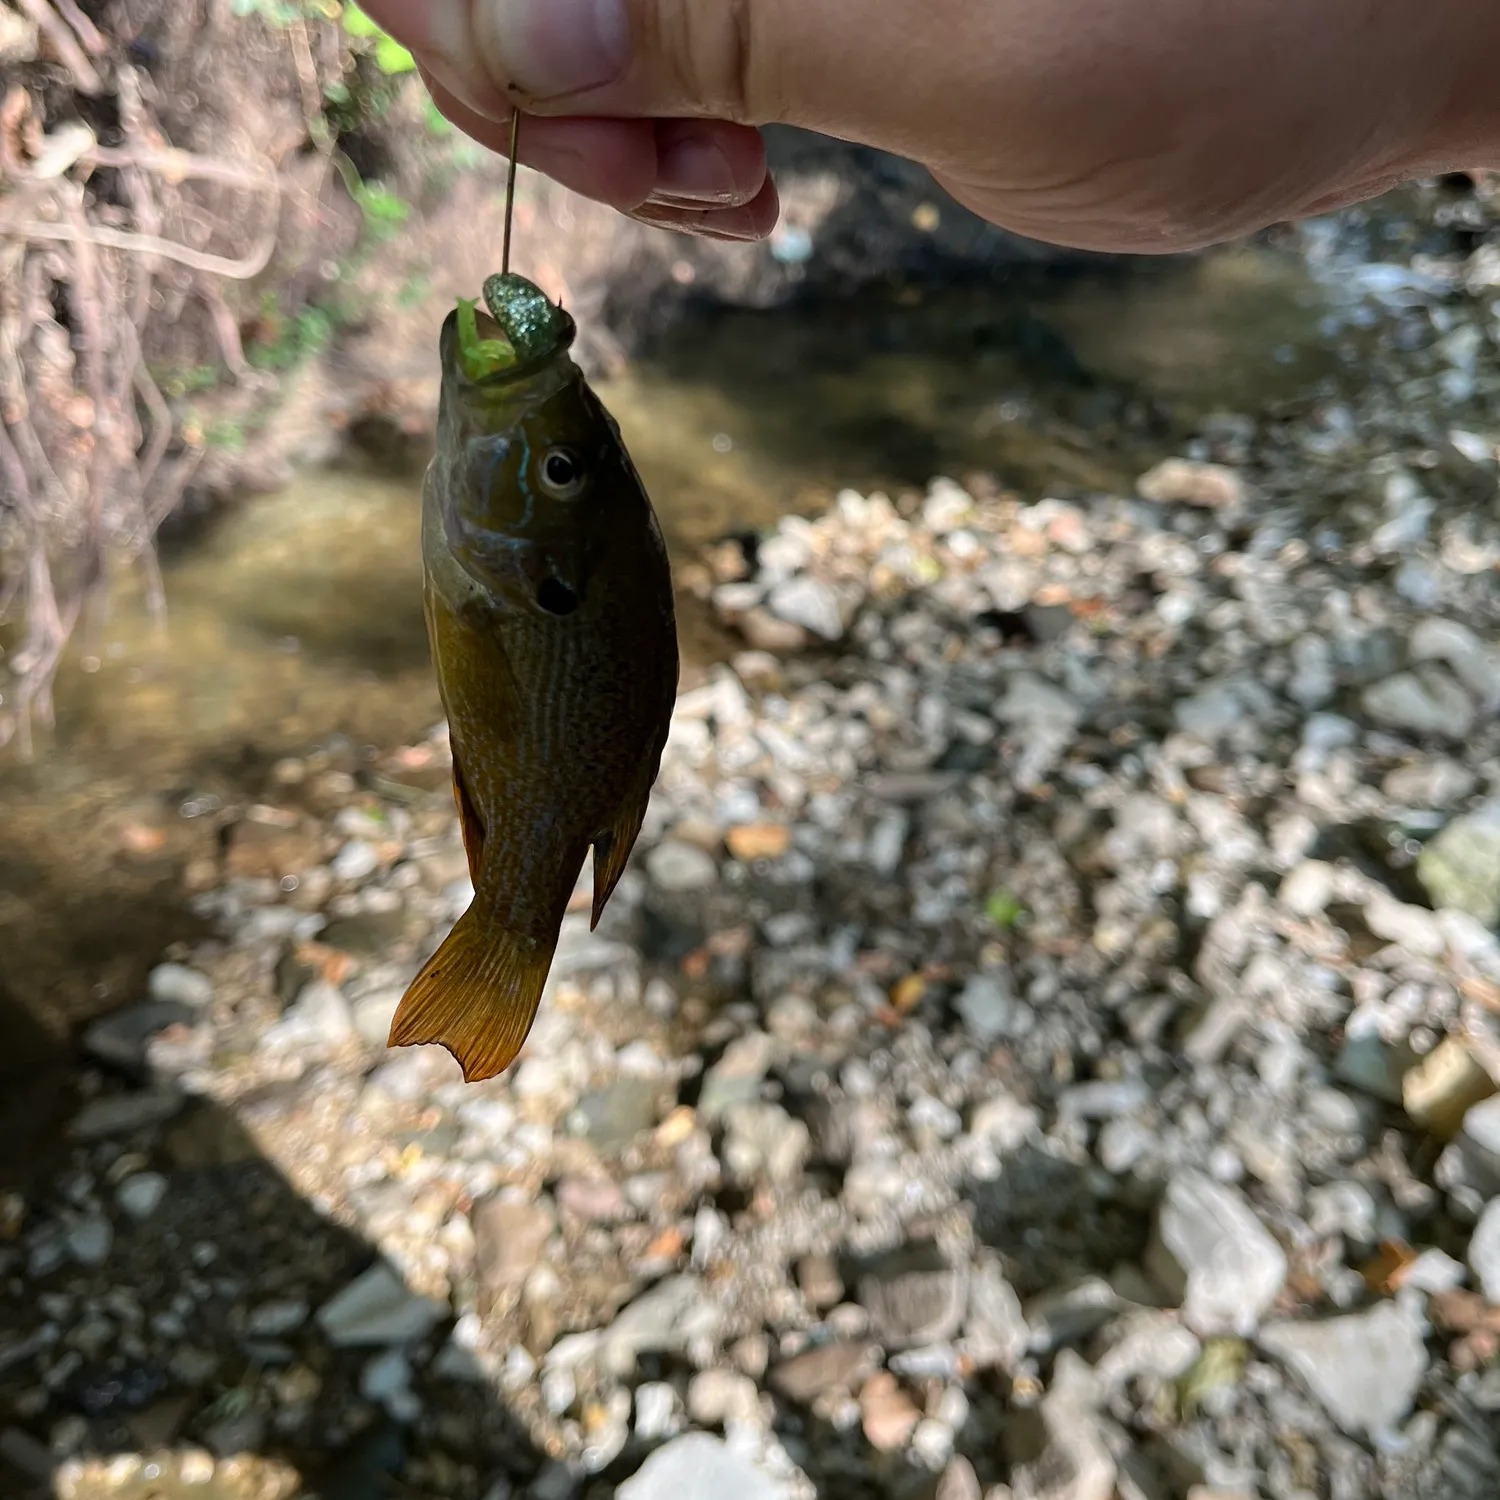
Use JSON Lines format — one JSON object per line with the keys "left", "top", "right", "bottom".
{"left": 536, "top": 577, "right": 579, "bottom": 616}
{"left": 538, "top": 446, "right": 586, "bottom": 499}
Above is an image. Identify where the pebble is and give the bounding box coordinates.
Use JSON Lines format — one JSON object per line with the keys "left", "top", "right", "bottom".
{"left": 859, "top": 1371, "right": 921, "bottom": 1451}
{"left": 1093, "top": 1311, "right": 1202, "bottom": 1389}
{"left": 615, "top": 1433, "right": 788, "bottom": 1500}
{"left": 352, "top": 987, "right": 405, "bottom": 1048}
{"left": 472, "top": 1197, "right": 555, "bottom": 1291}
{"left": 1258, "top": 1298, "right": 1428, "bottom": 1440}
{"left": 246, "top": 1298, "right": 309, "bottom": 1337}
{"left": 722, "top": 1102, "right": 809, "bottom": 1184}
{"left": 687, "top": 1368, "right": 761, "bottom": 1427}
{"left": 1136, "top": 458, "right": 1246, "bottom": 509}
{"left": 332, "top": 839, "right": 381, "bottom": 881}
{"left": 698, "top": 1031, "right": 775, "bottom": 1122}
{"left": 260, "top": 980, "right": 354, "bottom": 1050}
{"left": 315, "top": 1263, "right": 447, "bottom": 1347}
{"left": 955, "top": 971, "right": 1028, "bottom": 1043}
{"left": 82, "top": 1001, "right": 196, "bottom": 1072}
{"left": 1278, "top": 860, "right": 1336, "bottom": 918}
{"left": 1470, "top": 1198, "right": 1500, "bottom": 1302}
{"left": 634, "top": 1382, "right": 681, "bottom": 1441}
{"left": 69, "top": 1090, "right": 185, "bottom": 1141}
{"left": 769, "top": 1342, "right": 875, "bottom": 1403}
{"left": 1363, "top": 889, "right": 1445, "bottom": 957}
{"left": 601, "top": 1276, "right": 723, "bottom": 1371}
{"left": 114, "top": 1173, "right": 167, "bottom": 1221}
{"left": 1362, "top": 668, "right": 1475, "bottom": 739}
{"left": 766, "top": 575, "right": 844, "bottom": 640}
{"left": 936, "top": 1457, "right": 982, "bottom": 1500}
{"left": 147, "top": 963, "right": 214, "bottom": 1008}
{"left": 1418, "top": 801, "right": 1500, "bottom": 926}
{"left": 66, "top": 1216, "right": 113, "bottom": 1266}
{"left": 1147, "top": 1171, "right": 1288, "bottom": 1336}
{"left": 646, "top": 840, "right": 718, "bottom": 892}
{"left": 1012, "top": 1353, "right": 1115, "bottom": 1500}
{"left": 857, "top": 1245, "right": 968, "bottom": 1349}
{"left": 962, "top": 1260, "right": 1030, "bottom": 1371}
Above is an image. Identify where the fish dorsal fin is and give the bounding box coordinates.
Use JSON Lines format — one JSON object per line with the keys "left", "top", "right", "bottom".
{"left": 451, "top": 751, "right": 486, "bottom": 888}
{"left": 388, "top": 902, "right": 556, "bottom": 1081}
{"left": 590, "top": 791, "right": 651, "bottom": 931}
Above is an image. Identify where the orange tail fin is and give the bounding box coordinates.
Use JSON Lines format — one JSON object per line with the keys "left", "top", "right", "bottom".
{"left": 388, "top": 903, "right": 555, "bottom": 1082}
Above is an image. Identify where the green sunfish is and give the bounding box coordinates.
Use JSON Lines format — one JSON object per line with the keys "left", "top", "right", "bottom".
{"left": 388, "top": 273, "right": 679, "bottom": 1082}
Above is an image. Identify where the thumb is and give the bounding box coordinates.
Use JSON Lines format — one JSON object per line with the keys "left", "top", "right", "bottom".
{"left": 382, "top": 0, "right": 893, "bottom": 132}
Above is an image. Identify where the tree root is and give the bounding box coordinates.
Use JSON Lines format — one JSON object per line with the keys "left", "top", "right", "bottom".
{"left": 0, "top": 51, "right": 298, "bottom": 757}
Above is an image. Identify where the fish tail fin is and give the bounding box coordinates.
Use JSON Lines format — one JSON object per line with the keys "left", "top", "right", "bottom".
{"left": 591, "top": 796, "right": 649, "bottom": 931}
{"left": 388, "top": 902, "right": 554, "bottom": 1082}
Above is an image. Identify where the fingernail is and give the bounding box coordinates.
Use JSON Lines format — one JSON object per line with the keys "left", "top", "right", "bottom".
{"left": 475, "top": 0, "right": 630, "bottom": 101}
{"left": 633, "top": 205, "right": 766, "bottom": 241}
{"left": 653, "top": 137, "right": 742, "bottom": 206}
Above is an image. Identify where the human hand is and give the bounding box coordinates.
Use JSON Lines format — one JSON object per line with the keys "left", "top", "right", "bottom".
{"left": 359, "top": 0, "right": 1500, "bottom": 254}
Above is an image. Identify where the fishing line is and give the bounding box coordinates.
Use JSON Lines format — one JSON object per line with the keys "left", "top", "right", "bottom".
{"left": 502, "top": 108, "right": 520, "bottom": 275}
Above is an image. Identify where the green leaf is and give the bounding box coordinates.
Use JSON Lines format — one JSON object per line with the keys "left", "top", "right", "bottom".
{"left": 340, "top": 1, "right": 382, "bottom": 35}
{"left": 354, "top": 183, "right": 410, "bottom": 225}
{"left": 984, "top": 888, "right": 1027, "bottom": 928}
{"left": 374, "top": 35, "right": 416, "bottom": 73}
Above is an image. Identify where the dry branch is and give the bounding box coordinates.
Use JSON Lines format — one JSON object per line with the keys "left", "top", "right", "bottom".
{"left": 0, "top": 42, "right": 297, "bottom": 756}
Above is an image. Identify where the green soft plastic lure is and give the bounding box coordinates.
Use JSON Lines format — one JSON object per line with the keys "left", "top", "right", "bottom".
{"left": 454, "top": 273, "right": 572, "bottom": 382}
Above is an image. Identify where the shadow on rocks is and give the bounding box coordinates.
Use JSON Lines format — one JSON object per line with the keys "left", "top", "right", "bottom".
{"left": 0, "top": 1072, "right": 547, "bottom": 1500}
{"left": 964, "top": 1142, "right": 1157, "bottom": 1300}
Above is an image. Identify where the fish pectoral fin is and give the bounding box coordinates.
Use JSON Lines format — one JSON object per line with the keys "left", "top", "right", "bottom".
{"left": 451, "top": 752, "right": 486, "bottom": 888}
{"left": 388, "top": 903, "right": 554, "bottom": 1082}
{"left": 590, "top": 794, "right": 650, "bottom": 931}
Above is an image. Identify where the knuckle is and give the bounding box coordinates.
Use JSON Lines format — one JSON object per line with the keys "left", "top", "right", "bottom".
{"left": 648, "top": 0, "right": 763, "bottom": 121}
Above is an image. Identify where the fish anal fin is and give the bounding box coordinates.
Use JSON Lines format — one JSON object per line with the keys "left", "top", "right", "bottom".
{"left": 591, "top": 795, "right": 649, "bottom": 931}
{"left": 388, "top": 902, "right": 554, "bottom": 1082}
{"left": 451, "top": 751, "right": 486, "bottom": 888}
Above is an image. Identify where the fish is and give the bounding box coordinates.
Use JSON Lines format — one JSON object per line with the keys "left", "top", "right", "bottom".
{"left": 388, "top": 272, "right": 679, "bottom": 1083}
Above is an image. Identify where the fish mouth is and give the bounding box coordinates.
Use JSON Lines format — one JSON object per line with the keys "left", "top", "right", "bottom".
{"left": 441, "top": 275, "right": 578, "bottom": 388}
{"left": 439, "top": 310, "right": 562, "bottom": 389}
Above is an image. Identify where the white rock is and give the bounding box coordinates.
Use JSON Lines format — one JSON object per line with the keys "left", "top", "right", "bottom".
{"left": 148, "top": 963, "right": 214, "bottom": 1008}
{"left": 332, "top": 839, "right": 380, "bottom": 882}
{"left": 352, "top": 988, "right": 405, "bottom": 1048}
{"left": 1470, "top": 1197, "right": 1500, "bottom": 1303}
{"left": 1278, "top": 860, "right": 1336, "bottom": 918}
{"left": 634, "top": 1381, "right": 681, "bottom": 1441}
{"left": 646, "top": 840, "right": 718, "bottom": 893}
{"left": 1258, "top": 1299, "right": 1428, "bottom": 1440}
{"left": 766, "top": 576, "right": 844, "bottom": 640}
{"left": 615, "top": 1433, "right": 789, "bottom": 1500}
{"left": 955, "top": 971, "right": 1029, "bottom": 1043}
{"left": 1410, "top": 617, "right": 1500, "bottom": 710}
{"left": 1012, "top": 1353, "right": 1115, "bottom": 1500}
{"left": 1363, "top": 890, "right": 1446, "bottom": 957}
{"left": 261, "top": 981, "right": 354, "bottom": 1051}
{"left": 1147, "top": 1172, "right": 1287, "bottom": 1336}
{"left": 1362, "top": 668, "right": 1475, "bottom": 740}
